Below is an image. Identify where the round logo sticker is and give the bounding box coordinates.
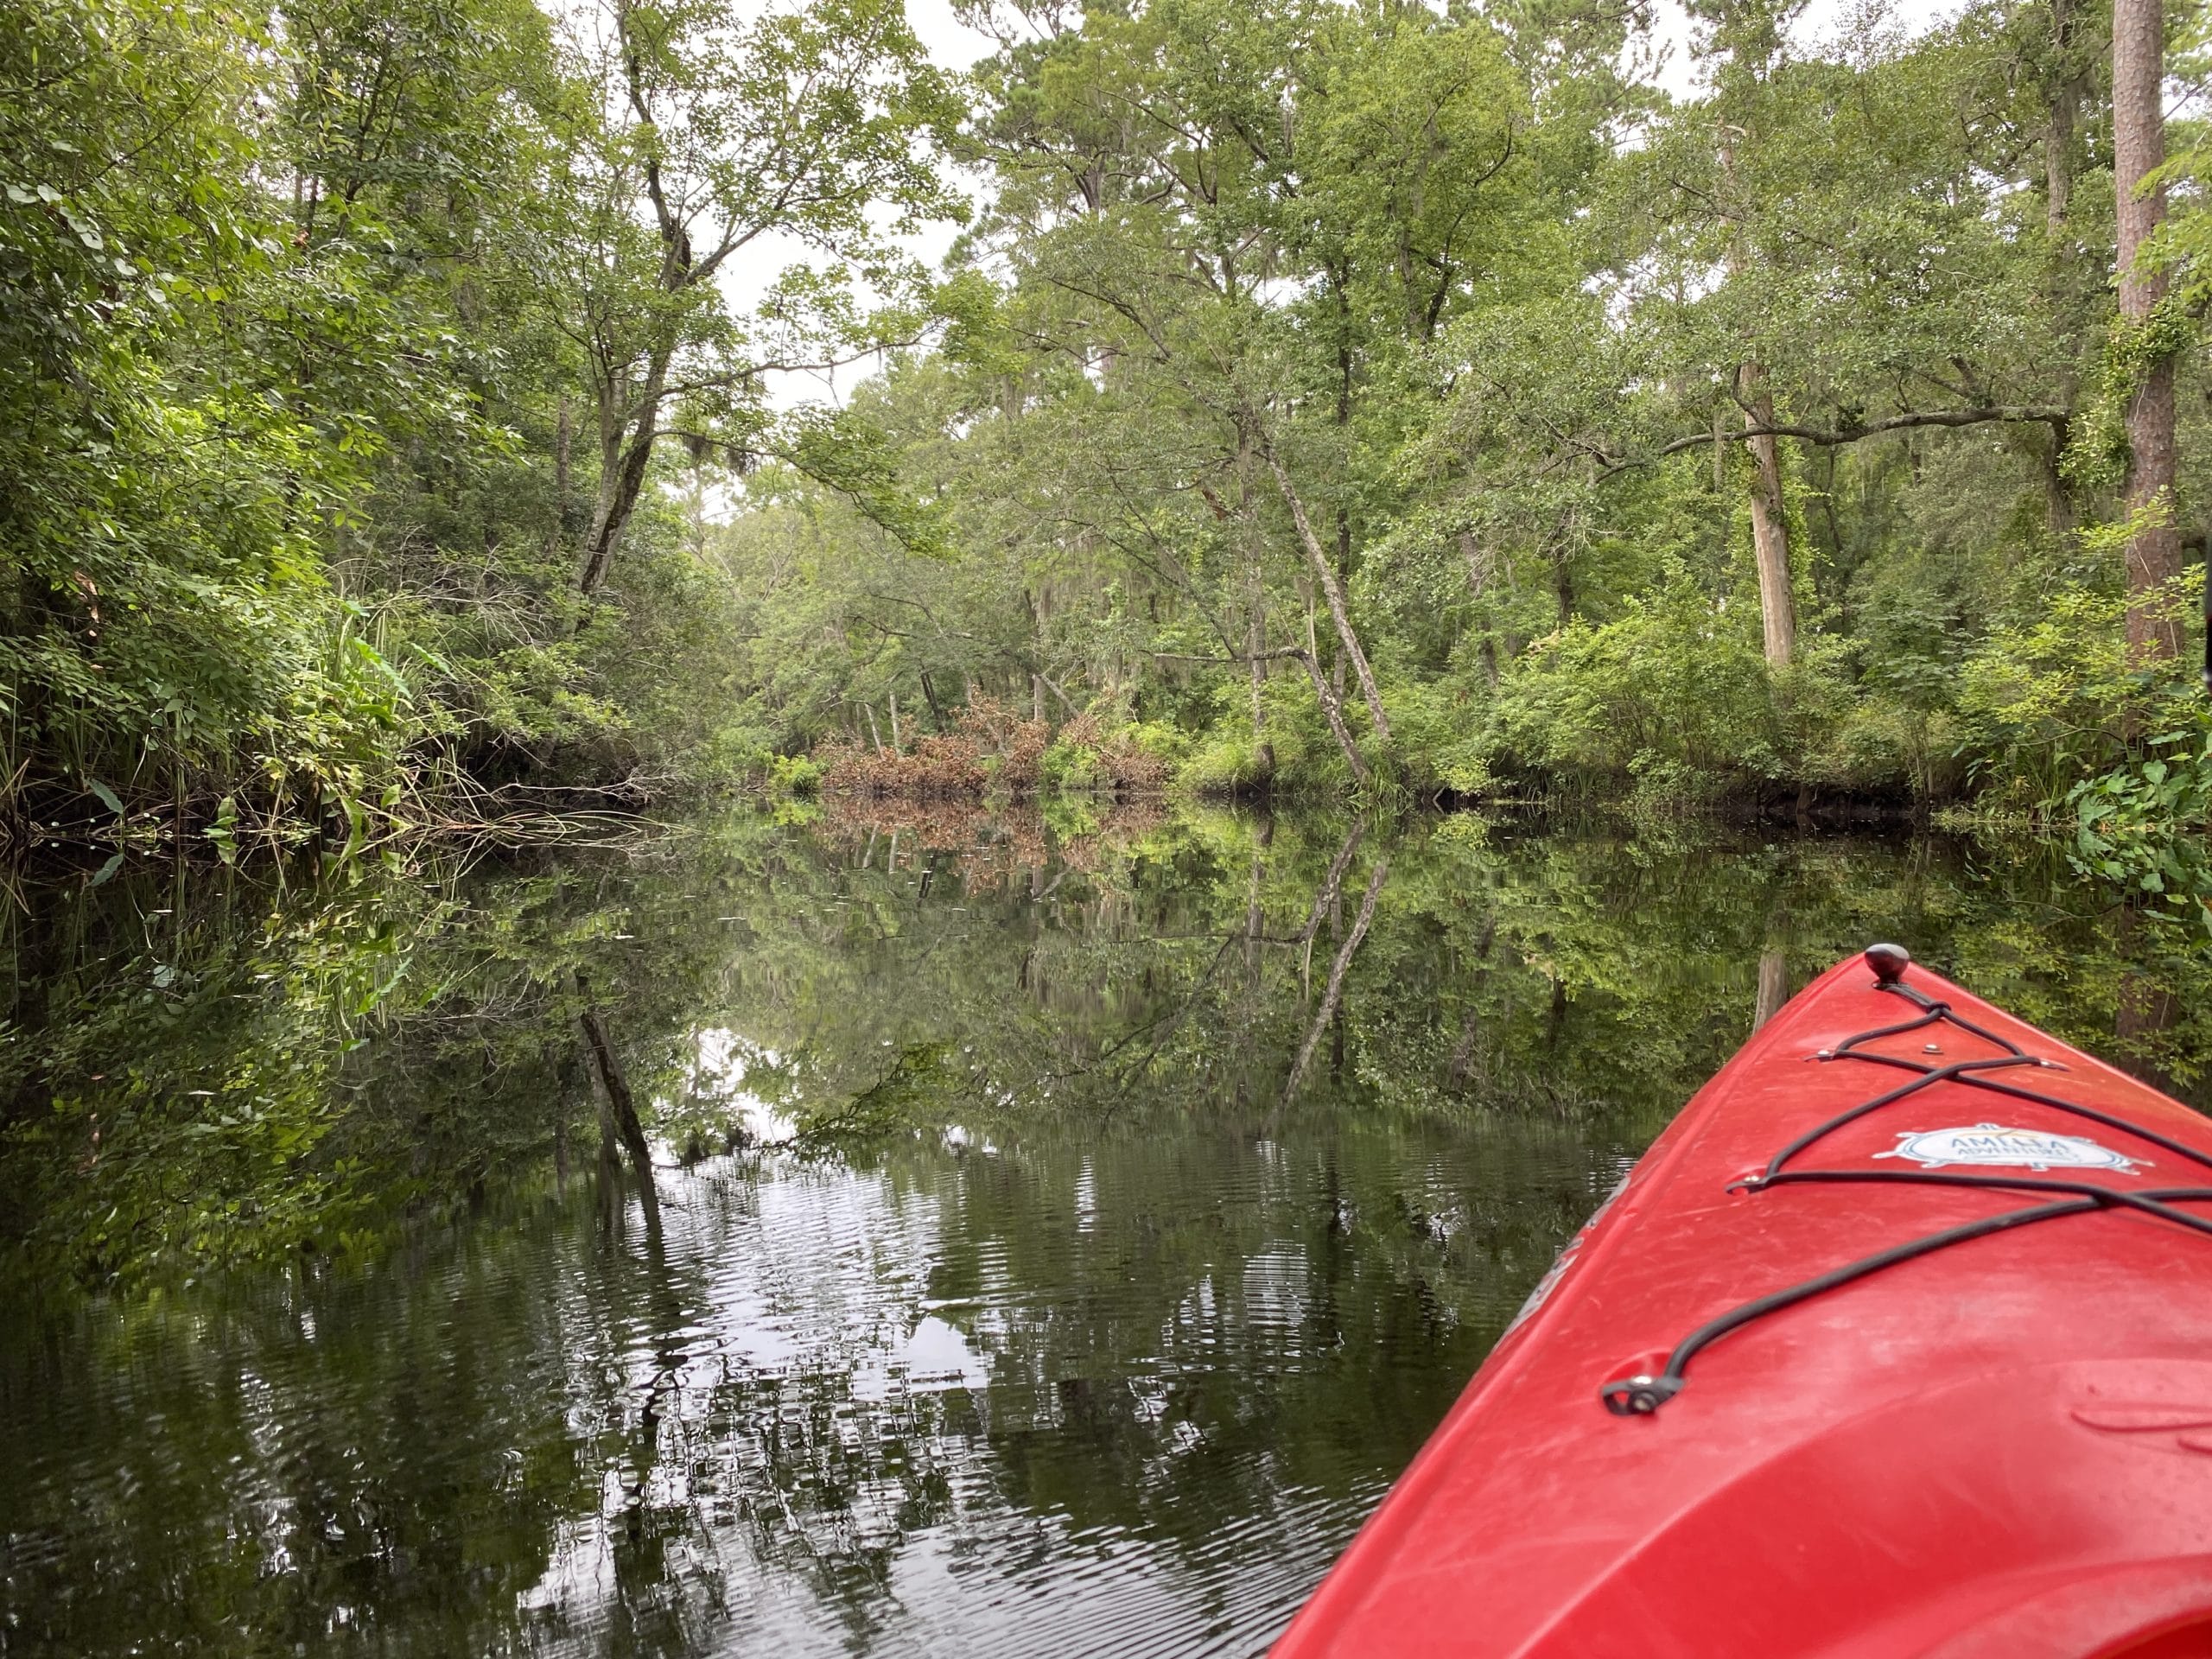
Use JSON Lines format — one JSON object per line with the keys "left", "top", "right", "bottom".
{"left": 1875, "top": 1122, "right": 2146, "bottom": 1173}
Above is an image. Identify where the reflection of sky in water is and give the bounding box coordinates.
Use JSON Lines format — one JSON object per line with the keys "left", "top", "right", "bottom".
{"left": 500, "top": 1128, "right": 1463, "bottom": 1657}
{"left": 682, "top": 1027, "right": 797, "bottom": 1143}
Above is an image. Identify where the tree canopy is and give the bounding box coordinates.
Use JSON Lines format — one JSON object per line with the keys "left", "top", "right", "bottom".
{"left": 5, "top": 0, "right": 2212, "bottom": 887}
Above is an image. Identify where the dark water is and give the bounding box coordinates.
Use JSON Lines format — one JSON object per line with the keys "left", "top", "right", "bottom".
{"left": 3, "top": 805, "right": 2208, "bottom": 1657}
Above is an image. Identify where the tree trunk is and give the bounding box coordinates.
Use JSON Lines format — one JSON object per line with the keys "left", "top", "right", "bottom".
{"left": 2114, "top": 0, "right": 2182, "bottom": 659}
{"left": 1744, "top": 378, "right": 1796, "bottom": 668}
{"left": 578, "top": 1001, "right": 654, "bottom": 1181}
{"left": 2041, "top": 0, "right": 2089, "bottom": 534}
{"left": 1459, "top": 531, "right": 1491, "bottom": 601}
{"left": 1281, "top": 859, "right": 1389, "bottom": 1108}
{"left": 1719, "top": 130, "right": 1798, "bottom": 671}
{"left": 575, "top": 15, "right": 706, "bottom": 601}
{"left": 2046, "top": 0, "right": 2077, "bottom": 241}
{"left": 1247, "top": 593, "right": 1273, "bottom": 778}
{"left": 1460, "top": 532, "right": 1503, "bottom": 685}
{"left": 1262, "top": 446, "right": 1393, "bottom": 744}
{"left": 1298, "top": 597, "right": 1368, "bottom": 782}
{"left": 1299, "top": 646, "right": 1370, "bottom": 785}
{"left": 578, "top": 349, "right": 671, "bottom": 595}
{"left": 554, "top": 393, "right": 575, "bottom": 541}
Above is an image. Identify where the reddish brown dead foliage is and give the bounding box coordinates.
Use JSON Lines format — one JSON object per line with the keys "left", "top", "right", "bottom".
{"left": 814, "top": 793, "right": 1167, "bottom": 893}
{"left": 815, "top": 696, "right": 1166, "bottom": 798}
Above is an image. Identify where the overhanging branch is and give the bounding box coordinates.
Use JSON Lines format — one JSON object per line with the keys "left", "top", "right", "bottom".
{"left": 1605, "top": 404, "right": 2069, "bottom": 478}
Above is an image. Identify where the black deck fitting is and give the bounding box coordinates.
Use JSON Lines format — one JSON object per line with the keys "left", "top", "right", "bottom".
{"left": 1865, "top": 944, "right": 1911, "bottom": 986}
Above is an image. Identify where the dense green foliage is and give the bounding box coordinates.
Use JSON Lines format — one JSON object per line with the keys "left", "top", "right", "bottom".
{"left": 709, "top": 0, "right": 2212, "bottom": 881}
{"left": 1, "top": 0, "right": 952, "bottom": 839}
{"left": 5, "top": 0, "right": 2212, "bottom": 885}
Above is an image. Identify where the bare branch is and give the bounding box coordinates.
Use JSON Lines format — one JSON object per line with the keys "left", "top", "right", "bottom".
{"left": 1605, "top": 404, "right": 2070, "bottom": 478}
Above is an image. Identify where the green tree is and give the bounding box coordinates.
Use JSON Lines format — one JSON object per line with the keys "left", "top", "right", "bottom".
{"left": 558, "top": 0, "right": 963, "bottom": 596}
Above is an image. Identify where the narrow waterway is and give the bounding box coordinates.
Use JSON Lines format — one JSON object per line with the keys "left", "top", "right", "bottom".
{"left": 3, "top": 806, "right": 2205, "bottom": 1656}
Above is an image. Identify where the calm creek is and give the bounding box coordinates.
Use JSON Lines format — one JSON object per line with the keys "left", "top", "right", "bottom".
{"left": 3, "top": 804, "right": 2207, "bottom": 1656}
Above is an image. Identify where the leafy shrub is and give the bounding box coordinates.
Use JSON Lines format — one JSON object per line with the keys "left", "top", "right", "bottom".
{"left": 1041, "top": 710, "right": 1174, "bottom": 791}
{"left": 1954, "top": 575, "right": 2202, "bottom": 817}
{"left": 1381, "top": 676, "right": 1494, "bottom": 797}
{"left": 2069, "top": 717, "right": 2212, "bottom": 926}
{"left": 815, "top": 698, "right": 1172, "bottom": 798}
{"left": 766, "top": 753, "right": 824, "bottom": 796}
{"left": 957, "top": 696, "right": 1052, "bottom": 791}
{"left": 1484, "top": 577, "right": 1808, "bottom": 801}
{"left": 1177, "top": 674, "right": 1325, "bottom": 796}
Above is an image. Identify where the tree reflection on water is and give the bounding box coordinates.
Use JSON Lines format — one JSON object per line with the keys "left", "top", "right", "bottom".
{"left": 2, "top": 805, "right": 2209, "bottom": 1656}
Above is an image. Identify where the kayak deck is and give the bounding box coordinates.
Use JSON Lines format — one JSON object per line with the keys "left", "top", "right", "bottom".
{"left": 1274, "top": 947, "right": 2212, "bottom": 1659}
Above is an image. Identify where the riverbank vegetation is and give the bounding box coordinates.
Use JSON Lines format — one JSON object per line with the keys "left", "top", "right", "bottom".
{"left": 7, "top": 0, "right": 2212, "bottom": 870}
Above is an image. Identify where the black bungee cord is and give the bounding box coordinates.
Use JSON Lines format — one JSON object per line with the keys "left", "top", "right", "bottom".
{"left": 1600, "top": 944, "right": 2212, "bottom": 1416}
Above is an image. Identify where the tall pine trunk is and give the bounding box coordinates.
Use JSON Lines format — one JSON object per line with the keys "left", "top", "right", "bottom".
{"left": 2114, "top": 0, "right": 2182, "bottom": 659}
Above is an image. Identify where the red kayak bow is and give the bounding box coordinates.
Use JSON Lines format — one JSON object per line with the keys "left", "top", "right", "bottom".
{"left": 1274, "top": 945, "right": 2212, "bottom": 1659}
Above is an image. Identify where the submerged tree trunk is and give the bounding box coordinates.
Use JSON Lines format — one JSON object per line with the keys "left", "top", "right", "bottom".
{"left": 1295, "top": 819, "right": 1369, "bottom": 1000}
{"left": 2114, "top": 0, "right": 2182, "bottom": 660}
{"left": 2114, "top": 904, "right": 2180, "bottom": 1094}
{"left": 1752, "top": 947, "right": 1789, "bottom": 1029}
{"left": 1446, "top": 917, "right": 1498, "bottom": 1086}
